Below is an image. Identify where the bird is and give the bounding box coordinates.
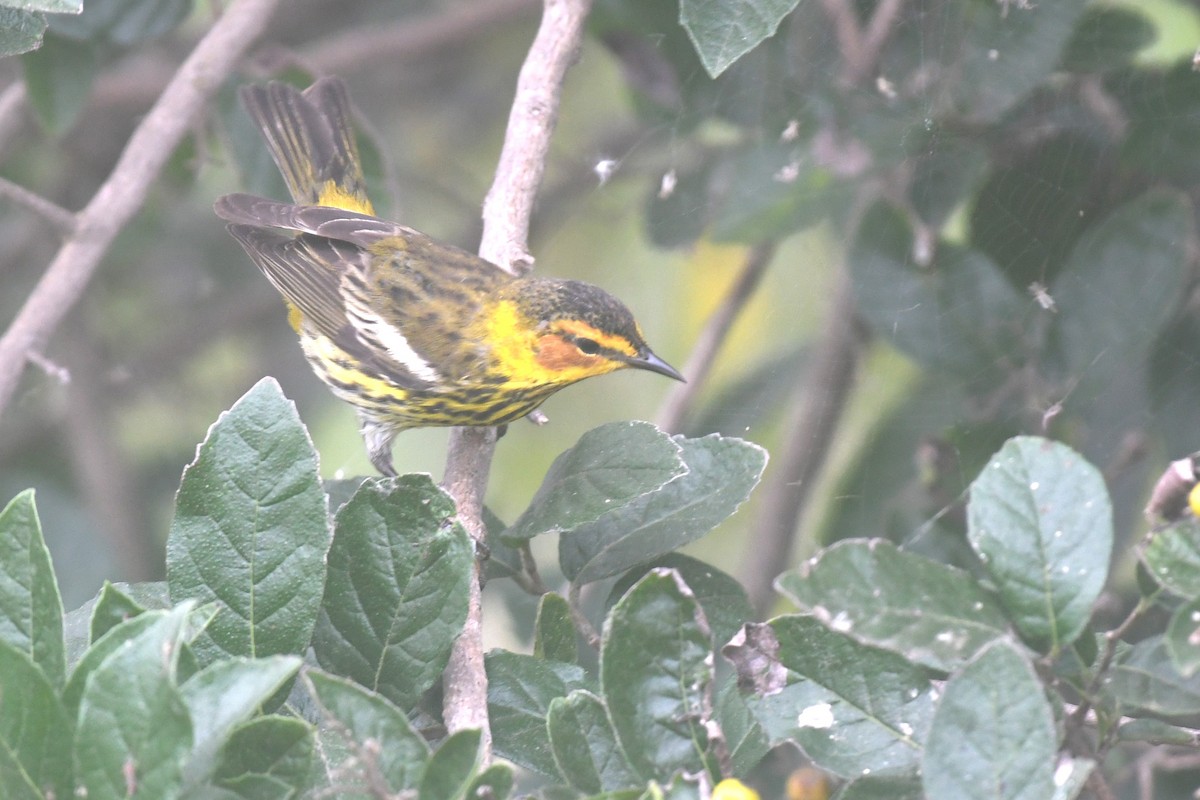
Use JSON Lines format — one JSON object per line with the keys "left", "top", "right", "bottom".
{"left": 214, "top": 77, "right": 683, "bottom": 476}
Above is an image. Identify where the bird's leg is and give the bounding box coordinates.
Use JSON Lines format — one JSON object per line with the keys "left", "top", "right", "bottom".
{"left": 361, "top": 417, "right": 397, "bottom": 477}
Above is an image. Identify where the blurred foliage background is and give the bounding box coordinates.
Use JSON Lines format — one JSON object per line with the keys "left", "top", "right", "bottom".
{"left": 3, "top": 0, "right": 1200, "bottom": 638}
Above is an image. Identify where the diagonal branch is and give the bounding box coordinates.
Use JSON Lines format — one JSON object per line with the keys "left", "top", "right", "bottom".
{"left": 440, "top": 0, "right": 595, "bottom": 754}
{"left": 0, "top": 0, "right": 281, "bottom": 419}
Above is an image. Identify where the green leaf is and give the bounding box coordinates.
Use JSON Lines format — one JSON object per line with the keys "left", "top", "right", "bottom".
{"left": 1119, "top": 64, "right": 1200, "bottom": 182}
{"left": 967, "top": 436, "right": 1112, "bottom": 653}
{"left": 535, "top": 592, "right": 579, "bottom": 663}
{"left": 560, "top": 433, "right": 766, "bottom": 584}
{"left": 922, "top": 642, "right": 1057, "bottom": 800}
{"left": 1050, "top": 190, "right": 1193, "bottom": 385}
{"left": 7, "top": 0, "right": 80, "bottom": 11}
{"left": 1060, "top": 6, "right": 1155, "bottom": 73}
{"left": 777, "top": 539, "right": 1009, "bottom": 671}
{"left": 547, "top": 690, "right": 640, "bottom": 794}
{"left": 73, "top": 603, "right": 194, "bottom": 800}
{"left": 305, "top": 669, "right": 429, "bottom": 793}
{"left": 908, "top": 133, "right": 988, "bottom": 229}
{"left": 732, "top": 617, "right": 933, "bottom": 778}
{"left": 950, "top": 0, "right": 1088, "bottom": 123}
{"left": 179, "top": 655, "right": 303, "bottom": 785}
{"left": 1143, "top": 517, "right": 1200, "bottom": 599}
{"left": 48, "top": 0, "right": 191, "bottom": 45}
{"left": 312, "top": 474, "right": 471, "bottom": 711}
{"left": 419, "top": 729, "right": 481, "bottom": 800}
{"left": 64, "top": 610, "right": 172, "bottom": 716}
{"left": 0, "top": 490, "right": 64, "bottom": 687}
{"left": 167, "top": 377, "right": 331, "bottom": 665}
{"left": 679, "top": 0, "right": 799, "bottom": 78}
{"left": 833, "top": 776, "right": 923, "bottom": 800}
{"left": 213, "top": 716, "right": 314, "bottom": 798}
{"left": 710, "top": 143, "right": 844, "bottom": 243}
{"left": 90, "top": 580, "right": 147, "bottom": 643}
{"left": 468, "top": 762, "right": 514, "bottom": 800}
{"left": 0, "top": 8, "right": 45, "bottom": 56}
{"left": 601, "top": 569, "right": 713, "bottom": 781}
{"left": 505, "top": 420, "right": 685, "bottom": 543}
{"left": 21, "top": 31, "right": 94, "bottom": 134}
{"left": 1167, "top": 596, "right": 1200, "bottom": 677}
{"left": 850, "top": 202, "right": 1026, "bottom": 380}
{"left": 714, "top": 678, "right": 769, "bottom": 776}
{"left": 1111, "top": 635, "right": 1200, "bottom": 716}
{"left": 0, "top": 639, "right": 73, "bottom": 800}
{"left": 609, "top": 553, "right": 754, "bottom": 649}
{"left": 487, "top": 650, "right": 589, "bottom": 776}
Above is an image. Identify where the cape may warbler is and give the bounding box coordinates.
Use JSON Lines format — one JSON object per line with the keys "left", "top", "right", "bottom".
{"left": 214, "top": 77, "right": 683, "bottom": 476}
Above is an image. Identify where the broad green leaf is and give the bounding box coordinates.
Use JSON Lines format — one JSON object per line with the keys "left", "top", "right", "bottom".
{"left": 487, "top": 650, "right": 589, "bottom": 776}
{"left": 1167, "top": 597, "right": 1200, "bottom": 677}
{"left": 213, "top": 716, "right": 314, "bottom": 798}
{"left": 468, "top": 762, "right": 514, "bottom": 800}
{"left": 1060, "top": 6, "right": 1155, "bottom": 73}
{"left": 419, "top": 729, "right": 481, "bottom": 800}
{"left": 89, "top": 580, "right": 146, "bottom": 643}
{"left": 305, "top": 669, "right": 429, "bottom": 793}
{"left": 0, "top": 8, "right": 44, "bottom": 56}
{"left": 179, "top": 656, "right": 302, "bottom": 785}
{"left": 1119, "top": 63, "right": 1200, "bottom": 182}
{"left": 505, "top": 421, "right": 685, "bottom": 542}
{"left": 1118, "top": 718, "right": 1198, "bottom": 746}
{"left": 601, "top": 569, "right": 713, "bottom": 781}
{"left": 73, "top": 603, "right": 194, "bottom": 800}
{"left": 833, "top": 777, "right": 923, "bottom": 800}
{"left": 0, "top": 639, "right": 72, "bottom": 799}
{"left": 168, "top": 377, "right": 330, "bottom": 665}
{"left": 1050, "top": 190, "right": 1193, "bottom": 384}
{"left": 609, "top": 553, "right": 754, "bottom": 649}
{"left": 535, "top": 592, "right": 578, "bottom": 663}
{"left": 312, "top": 474, "right": 471, "bottom": 711}
{"left": 908, "top": 133, "right": 988, "bottom": 228}
{"left": 21, "top": 31, "right": 94, "bottom": 134}
{"left": 679, "top": 0, "right": 798, "bottom": 78}
{"left": 1142, "top": 516, "right": 1200, "bottom": 599}
{"left": 922, "top": 642, "right": 1057, "bottom": 800}
{"left": 0, "top": 490, "right": 64, "bottom": 687}
{"left": 967, "top": 436, "right": 1111, "bottom": 653}
{"left": 850, "top": 202, "right": 1025, "bottom": 381}
{"left": 547, "top": 690, "right": 640, "bottom": 794}
{"left": 714, "top": 678, "right": 769, "bottom": 776}
{"left": 7, "top": 0, "right": 79, "bottom": 11}
{"left": 64, "top": 610, "right": 172, "bottom": 716}
{"left": 710, "top": 143, "right": 844, "bottom": 243}
{"left": 560, "top": 434, "right": 766, "bottom": 584}
{"left": 777, "top": 539, "right": 1009, "bottom": 671}
{"left": 951, "top": 0, "right": 1088, "bottom": 123}
{"left": 1111, "top": 635, "right": 1200, "bottom": 716}
{"left": 48, "top": 0, "right": 191, "bottom": 44}
{"left": 733, "top": 617, "right": 932, "bottom": 778}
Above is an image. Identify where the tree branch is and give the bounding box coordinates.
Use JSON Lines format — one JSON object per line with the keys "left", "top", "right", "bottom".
{"left": 0, "top": 175, "right": 75, "bottom": 232}
{"left": 742, "top": 267, "right": 863, "bottom": 614}
{"left": 656, "top": 243, "right": 776, "bottom": 433}
{"left": 0, "top": 0, "right": 281, "bottom": 420}
{"left": 440, "top": 0, "right": 594, "bottom": 754}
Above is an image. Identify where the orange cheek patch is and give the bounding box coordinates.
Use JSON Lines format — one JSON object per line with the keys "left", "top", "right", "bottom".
{"left": 535, "top": 334, "right": 594, "bottom": 371}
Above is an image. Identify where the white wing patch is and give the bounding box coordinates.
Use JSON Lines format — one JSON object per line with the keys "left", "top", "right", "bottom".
{"left": 343, "top": 290, "right": 442, "bottom": 384}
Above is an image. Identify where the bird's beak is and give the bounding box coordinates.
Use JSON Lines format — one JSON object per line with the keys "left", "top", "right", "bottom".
{"left": 627, "top": 350, "right": 685, "bottom": 382}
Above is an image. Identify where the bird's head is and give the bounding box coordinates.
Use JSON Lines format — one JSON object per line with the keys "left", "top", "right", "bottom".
{"left": 487, "top": 278, "right": 684, "bottom": 387}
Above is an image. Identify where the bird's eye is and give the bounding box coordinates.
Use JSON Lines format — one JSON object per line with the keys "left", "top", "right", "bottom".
{"left": 576, "top": 337, "right": 601, "bottom": 355}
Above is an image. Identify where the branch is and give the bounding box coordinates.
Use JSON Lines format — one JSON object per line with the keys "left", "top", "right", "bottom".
{"left": 440, "top": 0, "right": 594, "bottom": 754}
{"left": 656, "top": 243, "right": 776, "bottom": 432}
{"left": 0, "top": 175, "right": 75, "bottom": 232}
{"left": 742, "top": 268, "right": 863, "bottom": 614}
{"left": 0, "top": 0, "right": 281, "bottom": 419}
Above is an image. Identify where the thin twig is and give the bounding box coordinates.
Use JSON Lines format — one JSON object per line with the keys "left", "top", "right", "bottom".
{"left": 0, "top": 0, "right": 281, "bottom": 420}
{"left": 0, "top": 81, "right": 28, "bottom": 163}
{"left": 440, "top": 0, "right": 595, "bottom": 756}
{"left": 0, "top": 175, "right": 76, "bottom": 232}
{"left": 742, "top": 266, "right": 864, "bottom": 614}
{"left": 656, "top": 243, "right": 776, "bottom": 433}
{"left": 567, "top": 580, "right": 602, "bottom": 649}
